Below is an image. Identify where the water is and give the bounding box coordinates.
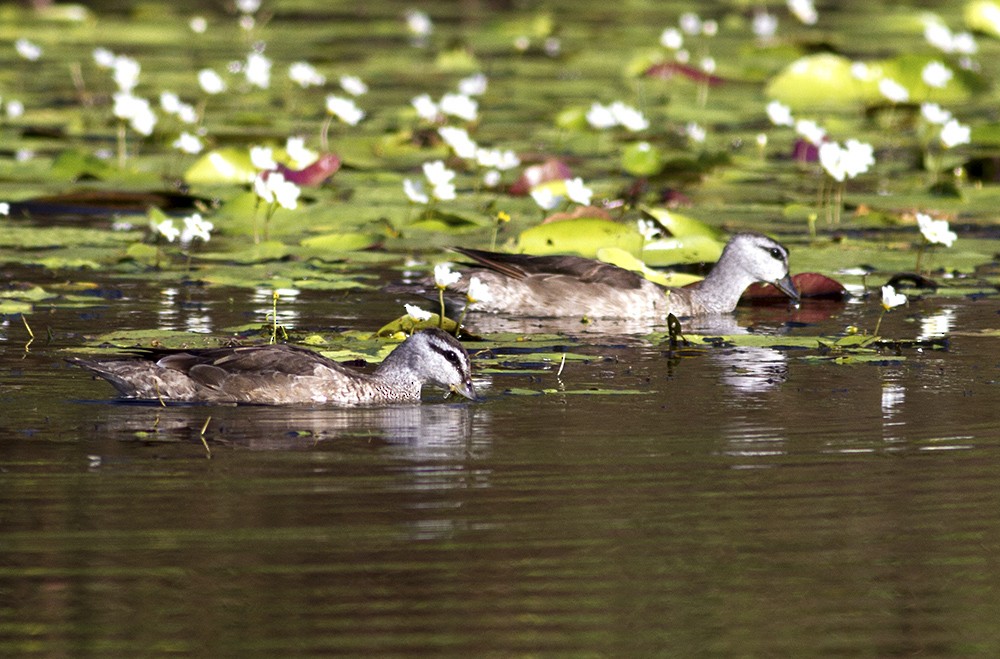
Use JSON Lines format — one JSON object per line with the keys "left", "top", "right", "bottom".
{"left": 3, "top": 273, "right": 1000, "bottom": 655}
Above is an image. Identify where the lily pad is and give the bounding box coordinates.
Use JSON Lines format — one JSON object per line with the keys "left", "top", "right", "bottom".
{"left": 184, "top": 148, "right": 257, "bottom": 185}
{"left": 640, "top": 206, "right": 725, "bottom": 239}
{"left": 596, "top": 247, "right": 702, "bottom": 288}
{"left": 642, "top": 235, "right": 723, "bottom": 267}
{"left": 517, "top": 218, "right": 644, "bottom": 257}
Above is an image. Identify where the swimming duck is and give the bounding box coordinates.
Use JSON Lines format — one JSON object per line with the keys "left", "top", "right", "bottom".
{"left": 449, "top": 232, "right": 799, "bottom": 318}
{"left": 69, "top": 328, "right": 476, "bottom": 405}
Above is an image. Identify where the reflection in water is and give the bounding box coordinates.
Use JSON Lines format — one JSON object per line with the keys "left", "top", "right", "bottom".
{"left": 252, "top": 286, "right": 301, "bottom": 329}
{"left": 715, "top": 346, "right": 788, "bottom": 394}
{"left": 881, "top": 375, "right": 906, "bottom": 444}
{"left": 158, "top": 286, "right": 214, "bottom": 333}
{"left": 918, "top": 307, "right": 955, "bottom": 340}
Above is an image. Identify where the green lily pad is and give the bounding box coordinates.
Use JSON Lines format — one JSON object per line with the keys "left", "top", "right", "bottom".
{"left": 184, "top": 148, "right": 257, "bottom": 185}
{"left": 0, "top": 300, "right": 32, "bottom": 315}
{"left": 622, "top": 142, "right": 665, "bottom": 177}
{"left": 642, "top": 235, "right": 723, "bottom": 267}
{"left": 375, "top": 314, "right": 459, "bottom": 337}
{"left": 965, "top": 0, "right": 1000, "bottom": 37}
{"left": 596, "top": 247, "right": 702, "bottom": 288}
{"left": 640, "top": 206, "right": 725, "bottom": 239}
{"left": 517, "top": 218, "right": 644, "bottom": 257}
{"left": 299, "top": 232, "right": 378, "bottom": 254}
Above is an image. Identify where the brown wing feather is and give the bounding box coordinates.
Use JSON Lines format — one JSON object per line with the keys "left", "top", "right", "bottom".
{"left": 452, "top": 247, "right": 647, "bottom": 290}
{"left": 135, "top": 344, "right": 345, "bottom": 378}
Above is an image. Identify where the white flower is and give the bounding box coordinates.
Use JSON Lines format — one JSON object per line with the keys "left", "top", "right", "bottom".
{"left": 819, "top": 139, "right": 874, "bottom": 182}
{"left": 586, "top": 102, "right": 617, "bottom": 129}
{"left": 113, "top": 92, "right": 156, "bottom": 135}
{"left": 180, "top": 213, "right": 213, "bottom": 244}
{"left": 951, "top": 32, "right": 978, "bottom": 55}
{"left": 920, "top": 102, "right": 952, "bottom": 125}
{"left": 881, "top": 285, "right": 907, "bottom": 310}
{"left": 176, "top": 103, "right": 198, "bottom": 124}
{"left": 0, "top": 202, "right": 10, "bottom": 215}
{"left": 787, "top": 0, "right": 818, "bottom": 25}
{"left": 6, "top": 100, "right": 24, "bottom": 119}
{"left": 15, "top": 38, "right": 42, "bottom": 61}
{"left": 339, "top": 74, "right": 368, "bottom": 96}
{"left": 924, "top": 21, "right": 954, "bottom": 52}
{"left": 411, "top": 94, "right": 439, "bottom": 121}
{"left": 702, "top": 20, "right": 718, "bottom": 37}
{"left": 405, "top": 9, "right": 433, "bottom": 37}
{"left": 403, "top": 178, "right": 429, "bottom": 204}
{"left": 250, "top": 146, "right": 277, "bottom": 171}
{"left": 940, "top": 118, "right": 971, "bottom": 148}
{"left": 922, "top": 61, "right": 953, "bottom": 88}
{"left": 466, "top": 276, "right": 492, "bottom": 303}
{"left": 438, "top": 126, "right": 478, "bottom": 159}
{"left": 154, "top": 219, "right": 180, "bottom": 242}
{"left": 254, "top": 172, "right": 301, "bottom": 210}
{"left": 916, "top": 213, "right": 957, "bottom": 247}
{"left": 610, "top": 101, "right": 649, "bottom": 132}
{"left": 434, "top": 263, "right": 461, "bottom": 288}
{"left": 483, "top": 170, "right": 501, "bottom": 187}
{"left": 160, "top": 91, "right": 182, "bottom": 114}
{"left": 289, "top": 61, "right": 326, "bottom": 88}
{"left": 700, "top": 57, "right": 716, "bottom": 75}
{"left": 766, "top": 100, "right": 794, "bottom": 127}
{"left": 679, "top": 12, "right": 701, "bottom": 35}
{"left": 637, "top": 218, "right": 661, "bottom": 241}
{"left": 236, "top": 0, "right": 261, "bottom": 13}
{"left": 189, "top": 16, "right": 208, "bottom": 34}
{"left": 476, "top": 147, "right": 519, "bottom": 170}
{"left": 112, "top": 56, "right": 141, "bottom": 92}
{"left": 198, "top": 69, "right": 226, "bottom": 94}
{"left": 245, "top": 52, "right": 272, "bottom": 89}
{"left": 439, "top": 93, "right": 478, "bottom": 122}
{"left": 422, "top": 160, "right": 455, "bottom": 188}
{"left": 458, "top": 72, "right": 487, "bottom": 96}
{"left": 660, "top": 27, "right": 683, "bottom": 50}
{"left": 530, "top": 187, "right": 560, "bottom": 211}
{"left": 686, "top": 122, "right": 707, "bottom": 143}
{"left": 564, "top": 178, "right": 593, "bottom": 206}
{"left": 878, "top": 78, "right": 909, "bottom": 103}
{"left": 794, "top": 119, "right": 826, "bottom": 146}
{"left": 285, "top": 137, "right": 317, "bottom": 167}
{"left": 93, "top": 47, "right": 116, "bottom": 68}
{"left": 405, "top": 304, "right": 433, "bottom": 322}
{"left": 753, "top": 12, "right": 778, "bottom": 39}
{"left": 325, "top": 95, "right": 365, "bottom": 125}
{"left": 172, "top": 132, "right": 203, "bottom": 154}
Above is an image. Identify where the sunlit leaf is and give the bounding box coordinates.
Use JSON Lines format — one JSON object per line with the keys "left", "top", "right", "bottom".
{"left": 517, "top": 218, "right": 644, "bottom": 257}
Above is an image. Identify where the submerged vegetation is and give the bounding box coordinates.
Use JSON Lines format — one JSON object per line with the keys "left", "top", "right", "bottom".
{"left": 1, "top": 0, "right": 999, "bottom": 359}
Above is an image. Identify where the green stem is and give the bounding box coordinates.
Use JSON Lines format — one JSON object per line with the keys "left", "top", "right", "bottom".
{"left": 873, "top": 309, "right": 886, "bottom": 337}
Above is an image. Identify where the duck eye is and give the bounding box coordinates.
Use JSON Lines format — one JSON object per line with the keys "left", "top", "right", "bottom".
{"left": 768, "top": 247, "right": 783, "bottom": 261}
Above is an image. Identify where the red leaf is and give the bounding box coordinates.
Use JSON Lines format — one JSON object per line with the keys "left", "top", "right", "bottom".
{"left": 275, "top": 154, "right": 341, "bottom": 186}
{"left": 644, "top": 62, "right": 724, "bottom": 86}
{"left": 743, "top": 273, "right": 848, "bottom": 300}
{"left": 509, "top": 158, "right": 573, "bottom": 196}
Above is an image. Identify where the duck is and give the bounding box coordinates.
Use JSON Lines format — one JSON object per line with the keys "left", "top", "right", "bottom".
{"left": 447, "top": 232, "right": 799, "bottom": 319}
{"left": 69, "top": 328, "right": 476, "bottom": 406}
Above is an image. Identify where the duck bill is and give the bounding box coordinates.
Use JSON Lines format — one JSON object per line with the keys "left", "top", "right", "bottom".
{"left": 450, "top": 380, "right": 477, "bottom": 401}
{"left": 773, "top": 274, "right": 800, "bottom": 303}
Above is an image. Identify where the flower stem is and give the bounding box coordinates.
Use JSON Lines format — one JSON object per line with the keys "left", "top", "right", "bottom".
{"left": 437, "top": 288, "right": 446, "bottom": 328}
{"left": 873, "top": 309, "right": 886, "bottom": 337}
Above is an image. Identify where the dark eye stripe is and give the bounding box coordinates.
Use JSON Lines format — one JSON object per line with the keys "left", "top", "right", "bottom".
{"left": 429, "top": 342, "right": 467, "bottom": 372}
{"left": 762, "top": 245, "right": 786, "bottom": 261}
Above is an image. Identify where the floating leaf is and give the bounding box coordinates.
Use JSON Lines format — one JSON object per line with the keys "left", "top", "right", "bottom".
{"left": 622, "top": 142, "right": 665, "bottom": 177}
{"left": 965, "top": 1, "right": 1000, "bottom": 38}
{"left": 642, "top": 235, "right": 723, "bottom": 267}
{"left": 744, "top": 273, "right": 848, "bottom": 300}
{"left": 596, "top": 247, "right": 702, "bottom": 288}
{"left": 640, "top": 206, "right": 724, "bottom": 239}
{"left": 766, "top": 53, "right": 870, "bottom": 110}
{"left": 375, "top": 314, "right": 459, "bottom": 337}
{"left": 299, "top": 232, "right": 378, "bottom": 254}
{"left": 184, "top": 148, "right": 257, "bottom": 184}
{"left": 517, "top": 218, "right": 644, "bottom": 257}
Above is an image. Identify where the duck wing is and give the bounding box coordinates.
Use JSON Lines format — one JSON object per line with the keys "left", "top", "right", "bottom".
{"left": 452, "top": 247, "right": 648, "bottom": 290}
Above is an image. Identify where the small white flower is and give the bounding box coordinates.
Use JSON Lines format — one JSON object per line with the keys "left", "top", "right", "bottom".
{"left": 160, "top": 91, "right": 182, "bottom": 114}
{"left": 787, "top": 0, "right": 818, "bottom": 25}
{"left": 198, "top": 69, "right": 226, "bottom": 95}
{"left": 15, "top": 38, "right": 42, "bottom": 62}
{"left": 289, "top": 61, "right": 326, "bottom": 88}
{"left": 236, "top": 0, "right": 261, "bottom": 14}
{"left": 819, "top": 139, "right": 874, "bottom": 182}
{"left": 113, "top": 92, "right": 157, "bottom": 135}
{"left": 483, "top": 170, "right": 501, "bottom": 187}
{"left": 530, "top": 187, "right": 560, "bottom": 211}
{"left": 423, "top": 160, "right": 456, "bottom": 188}
{"left": 476, "top": 147, "right": 519, "bottom": 171}
{"left": 176, "top": 103, "right": 198, "bottom": 124}
{"left": 434, "top": 263, "right": 461, "bottom": 289}
{"left": 819, "top": 142, "right": 846, "bottom": 181}
{"left": 0, "top": 202, "right": 10, "bottom": 215}
{"left": 586, "top": 102, "right": 617, "bottom": 129}
{"left": 439, "top": 93, "right": 478, "bottom": 122}
{"left": 702, "top": 20, "right": 718, "bottom": 37}
{"left": 752, "top": 12, "right": 778, "bottom": 39}
{"left": 756, "top": 133, "right": 768, "bottom": 148}
{"left": 438, "top": 126, "right": 478, "bottom": 159}
{"left": 112, "top": 56, "right": 141, "bottom": 92}
{"left": 660, "top": 27, "right": 683, "bottom": 50}
{"left": 686, "top": 122, "right": 707, "bottom": 143}
{"left": 180, "top": 213, "right": 213, "bottom": 244}
{"left": 610, "top": 101, "right": 648, "bottom": 132}
{"left": 466, "top": 276, "right": 492, "bottom": 303}
{"left": 878, "top": 78, "right": 909, "bottom": 103}
{"left": 93, "top": 47, "right": 116, "bottom": 68}
{"left": 173, "top": 132, "right": 203, "bottom": 154}
{"left": 922, "top": 61, "right": 953, "bottom": 89}
{"left": 881, "top": 285, "right": 907, "bottom": 310}
{"left": 325, "top": 95, "right": 365, "bottom": 125}
{"left": 920, "top": 102, "right": 952, "bottom": 125}
{"left": 766, "top": 100, "right": 794, "bottom": 127}
{"left": 403, "top": 178, "right": 429, "bottom": 204}
{"left": 924, "top": 21, "right": 953, "bottom": 52}
{"left": 795, "top": 119, "right": 826, "bottom": 146}
{"left": 250, "top": 146, "right": 277, "bottom": 171}
{"left": 637, "top": 218, "right": 661, "bottom": 241}
{"left": 564, "top": 178, "right": 593, "bottom": 206}
{"left": 339, "top": 74, "right": 368, "bottom": 96}
{"left": 285, "top": 137, "right": 317, "bottom": 167}
{"left": 405, "top": 303, "right": 433, "bottom": 322}
{"left": 700, "top": 57, "right": 716, "bottom": 75}
{"left": 405, "top": 9, "right": 433, "bottom": 37}
{"left": 411, "top": 94, "right": 439, "bottom": 121}
{"left": 679, "top": 12, "right": 701, "bottom": 35}
{"left": 154, "top": 219, "right": 180, "bottom": 242}
{"left": 6, "top": 100, "right": 24, "bottom": 119}
{"left": 254, "top": 172, "right": 301, "bottom": 210}
{"left": 940, "top": 118, "right": 971, "bottom": 148}
{"left": 245, "top": 52, "right": 272, "bottom": 89}
{"left": 951, "top": 32, "right": 978, "bottom": 55}
{"left": 917, "top": 213, "right": 957, "bottom": 247}
{"left": 458, "top": 73, "right": 487, "bottom": 96}
{"left": 189, "top": 16, "right": 208, "bottom": 34}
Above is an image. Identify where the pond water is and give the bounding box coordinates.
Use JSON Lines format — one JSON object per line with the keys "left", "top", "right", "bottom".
{"left": 3, "top": 0, "right": 1000, "bottom": 655}
{"left": 3, "top": 268, "right": 1000, "bottom": 655}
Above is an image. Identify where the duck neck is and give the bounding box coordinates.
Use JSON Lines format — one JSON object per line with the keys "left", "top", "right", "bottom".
{"left": 691, "top": 257, "right": 755, "bottom": 314}
{"left": 373, "top": 351, "right": 423, "bottom": 400}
